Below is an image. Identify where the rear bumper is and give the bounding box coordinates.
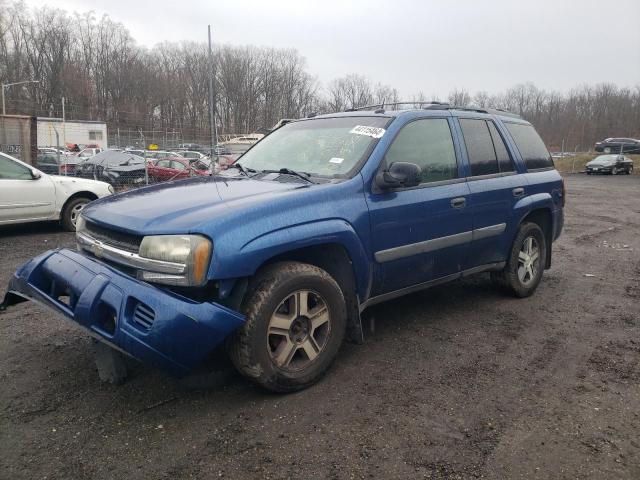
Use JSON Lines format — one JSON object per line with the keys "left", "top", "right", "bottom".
{"left": 3, "top": 249, "right": 244, "bottom": 376}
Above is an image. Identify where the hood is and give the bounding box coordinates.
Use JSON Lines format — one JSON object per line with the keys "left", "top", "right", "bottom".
{"left": 50, "top": 174, "right": 111, "bottom": 190}
{"left": 587, "top": 157, "right": 615, "bottom": 166}
{"left": 81, "top": 176, "right": 309, "bottom": 234}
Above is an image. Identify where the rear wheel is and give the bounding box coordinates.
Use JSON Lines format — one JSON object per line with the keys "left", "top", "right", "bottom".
{"left": 612, "top": 167, "right": 618, "bottom": 175}
{"left": 229, "top": 261, "right": 347, "bottom": 392}
{"left": 61, "top": 197, "right": 91, "bottom": 231}
{"left": 628, "top": 165, "right": 634, "bottom": 175}
{"left": 491, "top": 222, "right": 547, "bottom": 298}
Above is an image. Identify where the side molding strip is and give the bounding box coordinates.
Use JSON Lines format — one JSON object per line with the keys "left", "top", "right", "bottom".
{"left": 472, "top": 223, "right": 506, "bottom": 241}
{"left": 374, "top": 223, "right": 506, "bottom": 263}
{"left": 374, "top": 231, "right": 473, "bottom": 263}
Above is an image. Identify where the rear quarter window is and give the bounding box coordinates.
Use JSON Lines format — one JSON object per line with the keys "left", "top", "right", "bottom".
{"left": 505, "top": 123, "right": 554, "bottom": 170}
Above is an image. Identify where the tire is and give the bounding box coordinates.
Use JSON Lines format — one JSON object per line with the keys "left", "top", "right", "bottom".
{"left": 229, "top": 261, "right": 347, "bottom": 392}
{"left": 611, "top": 167, "right": 617, "bottom": 175}
{"left": 491, "top": 222, "right": 547, "bottom": 298}
{"left": 586, "top": 172, "right": 592, "bottom": 175}
{"left": 61, "top": 196, "right": 91, "bottom": 231}
{"left": 628, "top": 166, "right": 634, "bottom": 175}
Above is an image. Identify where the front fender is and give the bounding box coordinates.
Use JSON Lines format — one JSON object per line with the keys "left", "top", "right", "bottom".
{"left": 213, "top": 219, "right": 372, "bottom": 302}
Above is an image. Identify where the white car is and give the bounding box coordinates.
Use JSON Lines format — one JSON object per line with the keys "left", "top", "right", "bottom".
{"left": 0, "top": 152, "right": 113, "bottom": 231}
{"left": 77, "top": 147, "right": 102, "bottom": 160}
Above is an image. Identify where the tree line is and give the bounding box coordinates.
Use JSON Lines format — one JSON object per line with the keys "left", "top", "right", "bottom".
{"left": 1, "top": 1, "right": 638, "bottom": 150}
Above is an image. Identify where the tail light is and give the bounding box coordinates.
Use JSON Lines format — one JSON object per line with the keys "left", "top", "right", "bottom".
{"left": 561, "top": 178, "right": 566, "bottom": 207}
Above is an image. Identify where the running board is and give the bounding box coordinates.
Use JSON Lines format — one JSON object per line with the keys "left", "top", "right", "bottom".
{"left": 360, "top": 261, "right": 505, "bottom": 312}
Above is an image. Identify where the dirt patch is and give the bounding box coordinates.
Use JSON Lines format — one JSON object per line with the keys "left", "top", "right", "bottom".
{"left": 1, "top": 174, "right": 640, "bottom": 479}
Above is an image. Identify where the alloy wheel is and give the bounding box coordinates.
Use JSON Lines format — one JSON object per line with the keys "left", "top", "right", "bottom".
{"left": 517, "top": 236, "right": 540, "bottom": 286}
{"left": 267, "top": 289, "right": 331, "bottom": 371}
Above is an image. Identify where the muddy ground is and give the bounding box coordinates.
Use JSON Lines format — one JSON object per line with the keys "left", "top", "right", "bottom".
{"left": 1, "top": 174, "right": 638, "bottom": 479}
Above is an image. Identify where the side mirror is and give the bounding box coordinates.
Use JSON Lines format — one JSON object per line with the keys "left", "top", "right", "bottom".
{"left": 31, "top": 169, "right": 42, "bottom": 180}
{"left": 375, "top": 162, "right": 422, "bottom": 190}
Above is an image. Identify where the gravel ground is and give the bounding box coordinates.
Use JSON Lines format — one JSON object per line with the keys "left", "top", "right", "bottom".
{"left": 1, "top": 173, "right": 638, "bottom": 480}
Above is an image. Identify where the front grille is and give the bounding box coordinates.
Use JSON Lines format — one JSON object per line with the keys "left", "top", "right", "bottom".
{"left": 132, "top": 302, "right": 155, "bottom": 329}
{"left": 85, "top": 221, "right": 142, "bottom": 253}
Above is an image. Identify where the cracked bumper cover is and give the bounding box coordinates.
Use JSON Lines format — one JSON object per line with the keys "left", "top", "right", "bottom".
{"left": 3, "top": 249, "right": 245, "bottom": 376}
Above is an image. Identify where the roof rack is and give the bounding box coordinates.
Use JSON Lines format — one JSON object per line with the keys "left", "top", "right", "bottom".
{"left": 344, "top": 101, "right": 521, "bottom": 118}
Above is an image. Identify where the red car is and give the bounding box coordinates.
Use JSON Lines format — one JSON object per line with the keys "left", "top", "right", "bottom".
{"left": 147, "top": 157, "right": 210, "bottom": 182}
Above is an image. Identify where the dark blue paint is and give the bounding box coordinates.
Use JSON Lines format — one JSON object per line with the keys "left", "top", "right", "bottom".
{"left": 6, "top": 109, "right": 564, "bottom": 376}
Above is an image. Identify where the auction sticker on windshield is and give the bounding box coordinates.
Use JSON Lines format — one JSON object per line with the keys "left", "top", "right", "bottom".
{"left": 350, "top": 125, "right": 386, "bottom": 138}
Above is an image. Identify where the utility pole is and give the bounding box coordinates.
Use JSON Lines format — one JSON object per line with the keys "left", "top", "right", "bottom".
{"left": 207, "top": 25, "right": 217, "bottom": 171}
{"left": 62, "top": 96, "right": 66, "bottom": 146}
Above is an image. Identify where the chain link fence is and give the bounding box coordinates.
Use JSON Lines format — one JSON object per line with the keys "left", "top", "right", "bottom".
{"left": 1, "top": 115, "right": 255, "bottom": 191}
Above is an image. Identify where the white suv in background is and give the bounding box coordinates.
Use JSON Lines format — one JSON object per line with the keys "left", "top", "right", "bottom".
{"left": 0, "top": 152, "right": 113, "bottom": 231}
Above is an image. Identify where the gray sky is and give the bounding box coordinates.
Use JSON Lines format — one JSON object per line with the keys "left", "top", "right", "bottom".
{"left": 27, "top": 0, "right": 640, "bottom": 98}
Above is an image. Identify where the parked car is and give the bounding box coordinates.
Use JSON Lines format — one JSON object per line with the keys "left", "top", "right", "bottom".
{"left": 594, "top": 138, "right": 640, "bottom": 154}
{"left": 215, "top": 154, "right": 239, "bottom": 170}
{"left": 39, "top": 147, "right": 71, "bottom": 157}
{"left": 2, "top": 106, "right": 564, "bottom": 392}
{"left": 76, "top": 147, "right": 103, "bottom": 160}
{"left": 0, "top": 152, "right": 112, "bottom": 230}
{"left": 148, "top": 157, "right": 210, "bottom": 182}
{"left": 76, "top": 150, "right": 148, "bottom": 186}
{"left": 171, "top": 150, "right": 207, "bottom": 161}
{"left": 145, "top": 150, "right": 174, "bottom": 160}
{"left": 36, "top": 152, "right": 85, "bottom": 176}
{"left": 220, "top": 134, "right": 264, "bottom": 155}
{"left": 177, "top": 143, "right": 205, "bottom": 152}
{"left": 585, "top": 155, "right": 634, "bottom": 175}
{"left": 124, "top": 149, "right": 145, "bottom": 157}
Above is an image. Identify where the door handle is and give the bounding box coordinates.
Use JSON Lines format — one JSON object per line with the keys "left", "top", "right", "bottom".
{"left": 450, "top": 197, "right": 466, "bottom": 208}
{"left": 512, "top": 187, "right": 525, "bottom": 198}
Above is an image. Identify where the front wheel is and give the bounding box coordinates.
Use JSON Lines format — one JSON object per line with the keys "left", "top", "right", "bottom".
{"left": 229, "top": 261, "right": 347, "bottom": 392}
{"left": 491, "top": 222, "right": 547, "bottom": 298}
{"left": 61, "top": 197, "right": 91, "bottom": 231}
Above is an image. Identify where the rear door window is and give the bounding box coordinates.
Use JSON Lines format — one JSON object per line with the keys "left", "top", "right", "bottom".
{"left": 487, "top": 122, "right": 514, "bottom": 172}
{"left": 505, "top": 123, "right": 554, "bottom": 170}
{"left": 459, "top": 119, "right": 499, "bottom": 176}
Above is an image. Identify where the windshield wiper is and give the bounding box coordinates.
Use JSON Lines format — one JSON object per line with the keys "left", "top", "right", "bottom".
{"left": 226, "top": 162, "right": 256, "bottom": 177}
{"left": 262, "top": 168, "right": 315, "bottom": 184}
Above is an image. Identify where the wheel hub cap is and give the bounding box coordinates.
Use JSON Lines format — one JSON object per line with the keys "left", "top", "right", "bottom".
{"left": 517, "top": 236, "right": 540, "bottom": 286}
{"left": 267, "top": 289, "right": 331, "bottom": 371}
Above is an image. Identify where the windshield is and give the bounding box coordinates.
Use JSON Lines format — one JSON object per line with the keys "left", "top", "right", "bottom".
{"left": 592, "top": 155, "right": 617, "bottom": 163}
{"left": 239, "top": 116, "right": 390, "bottom": 177}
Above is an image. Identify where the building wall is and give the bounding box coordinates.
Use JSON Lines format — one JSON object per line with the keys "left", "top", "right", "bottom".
{"left": 0, "top": 115, "right": 37, "bottom": 165}
{"left": 36, "top": 118, "right": 108, "bottom": 149}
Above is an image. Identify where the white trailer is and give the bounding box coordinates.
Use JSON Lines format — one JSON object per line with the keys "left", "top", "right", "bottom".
{"left": 37, "top": 117, "right": 108, "bottom": 149}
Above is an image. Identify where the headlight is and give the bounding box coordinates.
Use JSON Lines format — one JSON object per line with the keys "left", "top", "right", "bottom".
{"left": 107, "top": 185, "right": 114, "bottom": 194}
{"left": 138, "top": 235, "right": 212, "bottom": 286}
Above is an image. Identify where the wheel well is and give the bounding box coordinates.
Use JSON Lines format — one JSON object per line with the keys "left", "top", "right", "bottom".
{"left": 521, "top": 208, "right": 552, "bottom": 269}
{"left": 256, "top": 243, "right": 363, "bottom": 343}
{"left": 60, "top": 191, "right": 98, "bottom": 218}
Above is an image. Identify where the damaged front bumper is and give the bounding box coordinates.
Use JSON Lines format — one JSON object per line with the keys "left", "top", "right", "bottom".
{"left": 2, "top": 249, "right": 244, "bottom": 376}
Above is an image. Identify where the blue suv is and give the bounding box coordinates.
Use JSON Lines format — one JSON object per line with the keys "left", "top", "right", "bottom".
{"left": 2, "top": 104, "right": 565, "bottom": 392}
